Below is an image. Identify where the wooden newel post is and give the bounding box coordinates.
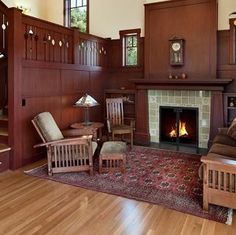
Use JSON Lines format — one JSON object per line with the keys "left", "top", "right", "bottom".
{"left": 8, "top": 8, "right": 23, "bottom": 169}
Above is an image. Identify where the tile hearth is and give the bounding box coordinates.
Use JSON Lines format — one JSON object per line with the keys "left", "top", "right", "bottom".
{"left": 148, "top": 90, "right": 211, "bottom": 148}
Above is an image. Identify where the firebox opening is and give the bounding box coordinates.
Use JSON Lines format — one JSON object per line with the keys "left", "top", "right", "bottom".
{"left": 159, "top": 106, "right": 199, "bottom": 147}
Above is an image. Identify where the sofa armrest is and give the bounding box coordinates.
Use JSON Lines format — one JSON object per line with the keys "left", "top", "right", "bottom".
{"left": 217, "top": 127, "right": 228, "bottom": 135}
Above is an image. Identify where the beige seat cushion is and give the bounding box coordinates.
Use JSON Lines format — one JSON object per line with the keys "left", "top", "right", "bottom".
{"left": 227, "top": 117, "right": 236, "bottom": 140}
{"left": 33, "top": 112, "right": 64, "bottom": 142}
{"left": 101, "top": 141, "right": 127, "bottom": 154}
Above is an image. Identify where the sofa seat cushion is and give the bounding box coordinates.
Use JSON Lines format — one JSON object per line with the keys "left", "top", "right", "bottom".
{"left": 209, "top": 143, "right": 236, "bottom": 159}
{"left": 213, "top": 134, "right": 236, "bottom": 147}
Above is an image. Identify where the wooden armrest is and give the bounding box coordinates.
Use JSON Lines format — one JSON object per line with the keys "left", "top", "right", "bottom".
{"left": 217, "top": 127, "right": 228, "bottom": 135}
{"left": 62, "top": 128, "right": 94, "bottom": 137}
{"left": 34, "top": 135, "right": 93, "bottom": 148}
{"left": 201, "top": 155, "right": 236, "bottom": 167}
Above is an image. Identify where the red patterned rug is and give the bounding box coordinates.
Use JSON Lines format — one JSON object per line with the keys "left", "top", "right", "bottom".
{"left": 25, "top": 146, "right": 232, "bottom": 224}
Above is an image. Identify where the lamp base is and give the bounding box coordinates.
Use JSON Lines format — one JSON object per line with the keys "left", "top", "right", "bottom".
{"left": 82, "top": 121, "right": 93, "bottom": 126}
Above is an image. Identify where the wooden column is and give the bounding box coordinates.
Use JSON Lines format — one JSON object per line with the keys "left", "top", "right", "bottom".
{"left": 135, "top": 89, "right": 150, "bottom": 145}
{"left": 209, "top": 91, "right": 224, "bottom": 147}
{"left": 8, "top": 8, "right": 23, "bottom": 169}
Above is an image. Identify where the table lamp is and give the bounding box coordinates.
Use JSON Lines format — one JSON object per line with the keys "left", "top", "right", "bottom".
{"left": 74, "top": 94, "right": 99, "bottom": 126}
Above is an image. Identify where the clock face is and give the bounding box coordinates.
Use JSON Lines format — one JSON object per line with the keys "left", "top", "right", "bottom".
{"left": 172, "top": 42, "right": 181, "bottom": 52}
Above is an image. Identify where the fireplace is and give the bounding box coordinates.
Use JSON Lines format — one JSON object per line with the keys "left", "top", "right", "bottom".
{"left": 159, "top": 106, "right": 198, "bottom": 147}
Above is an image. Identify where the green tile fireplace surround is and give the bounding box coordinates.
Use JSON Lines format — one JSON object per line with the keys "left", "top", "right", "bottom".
{"left": 148, "top": 90, "right": 211, "bottom": 149}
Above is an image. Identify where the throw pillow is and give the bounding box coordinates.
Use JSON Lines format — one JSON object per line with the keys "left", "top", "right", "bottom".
{"left": 227, "top": 117, "right": 236, "bottom": 140}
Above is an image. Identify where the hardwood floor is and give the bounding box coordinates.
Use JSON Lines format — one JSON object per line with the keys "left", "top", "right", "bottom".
{"left": 0, "top": 161, "right": 235, "bottom": 235}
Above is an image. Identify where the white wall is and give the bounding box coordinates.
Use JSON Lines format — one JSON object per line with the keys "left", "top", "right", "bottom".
{"left": 43, "top": 0, "right": 64, "bottom": 25}
{"left": 2, "top": 0, "right": 236, "bottom": 38}
{"left": 90, "top": 0, "right": 144, "bottom": 38}
{"left": 218, "top": 0, "right": 236, "bottom": 30}
{"left": 2, "top": 0, "right": 47, "bottom": 20}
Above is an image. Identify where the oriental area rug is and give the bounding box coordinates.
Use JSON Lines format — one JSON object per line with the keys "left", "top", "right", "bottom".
{"left": 25, "top": 146, "right": 232, "bottom": 224}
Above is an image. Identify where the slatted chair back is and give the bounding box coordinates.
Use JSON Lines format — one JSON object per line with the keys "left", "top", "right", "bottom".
{"left": 106, "top": 98, "right": 124, "bottom": 126}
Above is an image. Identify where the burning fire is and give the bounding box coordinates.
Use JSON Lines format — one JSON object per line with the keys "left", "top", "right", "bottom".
{"left": 169, "top": 121, "right": 188, "bottom": 138}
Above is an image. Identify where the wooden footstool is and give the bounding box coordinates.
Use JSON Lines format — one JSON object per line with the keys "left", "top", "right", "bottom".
{"left": 99, "top": 141, "right": 127, "bottom": 173}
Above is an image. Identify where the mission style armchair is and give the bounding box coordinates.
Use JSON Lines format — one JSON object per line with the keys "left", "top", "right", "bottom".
{"left": 200, "top": 118, "right": 236, "bottom": 211}
{"left": 32, "top": 112, "right": 97, "bottom": 176}
{"left": 106, "top": 98, "right": 135, "bottom": 148}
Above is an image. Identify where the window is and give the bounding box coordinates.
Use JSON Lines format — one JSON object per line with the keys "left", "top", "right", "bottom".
{"left": 64, "top": 0, "right": 89, "bottom": 33}
{"left": 120, "top": 29, "right": 141, "bottom": 67}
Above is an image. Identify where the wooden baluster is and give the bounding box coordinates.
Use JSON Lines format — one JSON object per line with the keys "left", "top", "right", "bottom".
{"left": 212, "top": 170, "right": 216, "bottom": 189}
{"left": 54, "top": 146, "right": 57, "bottom": 168}
{"left": 229, "top": 173, "right": 233, "bottom": 192}
{"left": 224, "top": 172, "right": 227, "bottom": 191}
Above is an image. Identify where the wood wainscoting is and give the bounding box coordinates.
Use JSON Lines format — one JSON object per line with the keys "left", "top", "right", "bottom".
{"left": 7, "top": 8, "right": 109, "bottom": 169}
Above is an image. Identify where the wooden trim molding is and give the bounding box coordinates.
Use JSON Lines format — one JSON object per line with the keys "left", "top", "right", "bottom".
{"left": 130, "top": 79, "right": 232, "bottom": 91}
{"left": 119, "top": 28, "right": 141, "bottom": 67}
{"left": 229, "top": 18, "right": 236, "bottom": 64}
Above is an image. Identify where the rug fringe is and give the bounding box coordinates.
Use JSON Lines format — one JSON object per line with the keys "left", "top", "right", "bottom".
{"left": 24, "top": 164, "right": 47, "bottom": 174}
{"left": 226, "top": 208, "right": 233, "bottom": 225}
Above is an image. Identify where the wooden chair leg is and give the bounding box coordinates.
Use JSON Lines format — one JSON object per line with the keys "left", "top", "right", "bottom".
{"left": 203, "top": 163, "right": 209, "bottom": 211}
{"left": 99, "top": 156, "right": 102, "bottom": 174}
{"left": 203, "top": 199, "right": 209, "bottom": 211}
{"left": 47, "top": 149, "right": 53, "bottom": 176}
{"left": 89, "top": 166, "right": 93, "bottom": 176}
{"left": 130, "top": 131, "right": 133, "bottom": 148}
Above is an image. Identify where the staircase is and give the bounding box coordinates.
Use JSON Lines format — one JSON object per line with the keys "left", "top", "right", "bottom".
{"left": 0, "top": 113, "right": 11, "bottom": 172}
{"left": 0, "top": 115, "right": 8, "bottom": 144}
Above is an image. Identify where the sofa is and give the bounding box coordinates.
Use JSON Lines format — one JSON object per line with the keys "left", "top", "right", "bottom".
{"left": 200, "top": 118, "right": 236, "bottom": 211}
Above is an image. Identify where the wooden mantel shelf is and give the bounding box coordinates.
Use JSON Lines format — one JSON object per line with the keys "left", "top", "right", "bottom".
{"left": 130, "top": 79, "right": 232, "bottom": 91}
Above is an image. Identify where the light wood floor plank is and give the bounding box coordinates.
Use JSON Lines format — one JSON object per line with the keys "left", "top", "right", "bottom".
{"left": 0, "top": 162, "right": 235, "bottom": 235}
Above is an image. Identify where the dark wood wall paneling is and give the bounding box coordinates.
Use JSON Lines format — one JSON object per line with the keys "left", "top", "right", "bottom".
{"left": 0, "top": 2, "right": 8, "bottom": 111}
{"left": 8, "top": 10, "right": 108, "bottom": 168}
{"left": 7, "top": 0, "right": 236, "bottom": 167}
{"left": 217, "top": 29, "right": 236, "bottom": 92}
{"left": 145, "top": 0, "right": 217, "bottom": 80}
{"left": 106, "top": 37, "right": 144, "bottom": 90}
{"left": 134, "top": 0, "right": 220, "bottom": 145}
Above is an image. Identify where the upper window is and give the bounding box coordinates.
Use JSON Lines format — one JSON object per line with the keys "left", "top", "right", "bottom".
{"left": 64, "top": 0, "right": 89, "bottom": 33}
{"left": 120, "top": 29, "right": 140, "bottom": 67}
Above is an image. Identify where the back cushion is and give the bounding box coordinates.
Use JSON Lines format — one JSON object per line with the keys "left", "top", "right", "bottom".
{"left": 34, "top": 112, "right": 64, "bottom": 142}
{"left": 227, "top": 117, "right": 236, "bottom": 140}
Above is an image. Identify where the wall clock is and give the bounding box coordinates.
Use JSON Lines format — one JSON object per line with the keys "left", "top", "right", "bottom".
{"left": 169, "top": 38, "right": 184, "bottom": 66}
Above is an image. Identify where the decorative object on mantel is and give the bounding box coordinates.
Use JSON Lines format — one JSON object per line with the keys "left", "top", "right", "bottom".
{"left": 25, "top": 146, "right": 232, "bottom": 224}
{"left": 169, "top": 38, "right": 185, "bottom": 66}
{"left": 17, "top": 5, "right": 31, "bottom": 14}
{"left": 168, "top": 73, "right": 187, "bottom": 79}
{"left": 74, "top": 94, "right": 99, "bottom": 126}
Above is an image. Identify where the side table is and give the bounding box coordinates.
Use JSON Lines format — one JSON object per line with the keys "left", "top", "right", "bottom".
{"left": 70, "top": 122, "right": 104, "bottom": 140}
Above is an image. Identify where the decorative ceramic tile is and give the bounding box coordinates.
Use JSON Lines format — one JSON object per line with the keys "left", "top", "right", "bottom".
{"left": 148, "top": 90, "right": 211, "bottom": 148}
